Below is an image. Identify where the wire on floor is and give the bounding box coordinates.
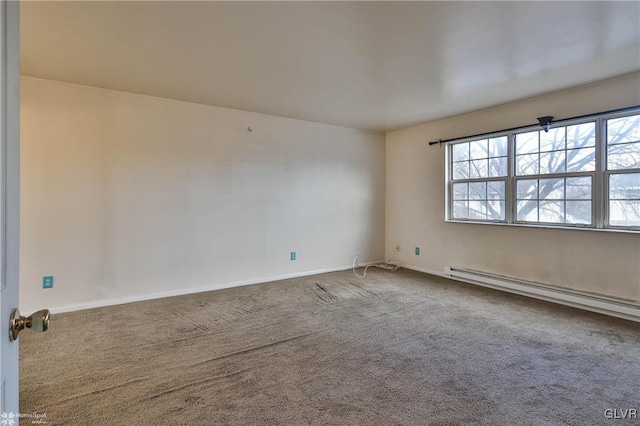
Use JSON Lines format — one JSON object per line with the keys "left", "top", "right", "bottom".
{"left": 352, "top": 255, "right": 399, "bottom": 279}
{"left": 353, "top": 255, "right": 374, "bottom": 278}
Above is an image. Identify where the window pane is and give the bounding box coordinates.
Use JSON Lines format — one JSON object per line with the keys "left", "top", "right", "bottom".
{"left": 514, "top": 177, "right": 593, "bottom": 225}
{"left": 488, "top": 200, "right": 505, "bottom": 220}
{"left": 608, "top": 142, "right": 640, "bottom": 170}
{"left": 540, "top": 151, "right": 566, "bottom": 174}
{"left": 516, "top": 131, "right": 538, "bottom": 154}
{"left": 517, "top": 179, "right": 538, "bottom": 200}
{"left": 452, "top": 143, "right": 470, "bottom": 162}
{"left": 567, "top": 122, "right": 596, "bottom": 148}
{"left": 566, "top": 177, "right": 591, "bottom": 200}
{"left": 452, "top": 161, "right": 469, "bottom": 179}
{"left": 607, "top": 115, "right": 640, "bottom": 145}
{"left": 453, "top": 201, "right": 469, "bottom": 219}
{"left": 539, "top": 201, "right": 564, "bottom": 223}
{"left": 609, "top": 200, "right": 640, "bottom": 227}
{"left": 517, "top": 200, "right": 538, "bottom": 221}
{"left": 567, "top": 147, "right": 596, "bottom": 172}
{"left": 540, "top": 128, "right": 565, "bottom": 152}
{"left": 488, "top": 156, "right": 507, "bottom": 177}
{"left": 469, "top": 182, "right": 487, "bottom": 200}
{"left": 488, "top": 181, "right": 505, "bottom": 200}
{"left": 469, "top": 200, "right": 487, "bottom": 220}
{"left": 566, "top": 201, "right": 591, "bottom": 224}
{"left": 469, "top": 159, "right": 488, "bottom": 178}
{"left": 539, "top": 178, "right": 564, "bottom": 200}
{"left": 609, "top": 173, "right": 640, "bottom": 200}
{"left": 516, "top": 154, "right": 539, "bottom": 175}
{"left": 470, "top": 139, "right": 489, "bottom": 160}
{"left": 452, "top": 183, "right": 468, "bottom": 200}
{"left": 488, "top": 137, "right": 507, "bottom": 157}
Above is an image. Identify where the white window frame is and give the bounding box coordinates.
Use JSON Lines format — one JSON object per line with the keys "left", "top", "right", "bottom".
{"left": 447, "top": 132, "right": 510, "bottom": 224}
{"left": 603, "top": 110, "right": 640, "bottom": 231}
{"left": 445, "top": 106, "right": 640, "bottom": 233}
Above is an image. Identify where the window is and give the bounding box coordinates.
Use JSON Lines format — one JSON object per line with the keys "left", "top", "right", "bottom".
{"left": 451, "top": 137, "right": 507, "bottom": 221}
{"left": 514, "top": 123, "right": 595, "bottom": 225}
{"left": 446, "top": 108, "right": 640, "bottom": 231}
{"left": 606, "top": 114, "right": 640, "bottom": 227}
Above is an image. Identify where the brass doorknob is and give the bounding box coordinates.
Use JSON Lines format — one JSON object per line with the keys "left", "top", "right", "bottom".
{"left": 9, "top": 308, "right": 50, "bottom": 341}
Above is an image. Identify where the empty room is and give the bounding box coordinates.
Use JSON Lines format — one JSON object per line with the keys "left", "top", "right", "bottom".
{"left": 0, "top": 1, "right": 638, "bottom": 425}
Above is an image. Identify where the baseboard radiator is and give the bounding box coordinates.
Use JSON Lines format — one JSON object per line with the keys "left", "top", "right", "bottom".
{"left": 444, "top": 267, "right": 640, "bottom": 323}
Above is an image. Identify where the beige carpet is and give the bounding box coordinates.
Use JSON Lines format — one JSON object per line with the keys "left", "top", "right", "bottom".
{"left": 20, "top": 269, "right": 639, "bottom": 425}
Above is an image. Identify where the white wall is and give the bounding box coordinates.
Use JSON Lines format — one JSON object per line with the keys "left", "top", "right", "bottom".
{"left": 386, "top": 73, "right": 640, "bottom": 303}
{"left": 20, "top": 77, "right": 385, "bottom": 312}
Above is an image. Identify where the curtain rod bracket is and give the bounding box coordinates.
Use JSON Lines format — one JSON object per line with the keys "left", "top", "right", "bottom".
{"left": 537, "top": 116, "right": 554, "bottom": 133}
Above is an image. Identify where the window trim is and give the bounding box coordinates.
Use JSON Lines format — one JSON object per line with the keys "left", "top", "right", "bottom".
{"left": 445, "top": 106, "right": 640, "bottom": 233}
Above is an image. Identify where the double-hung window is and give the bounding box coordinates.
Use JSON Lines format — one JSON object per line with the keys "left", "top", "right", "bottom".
{"left": 451, "top": 136, "right": 507, "bottom": 221}
{"left": 446, "top": 107, "right": 640, "bottom": 232}
{"left": 514, "top": 123, "right": 595, "bottom": 225}
{"left": 606, "top": 114, "right": 640, "bottom": 228}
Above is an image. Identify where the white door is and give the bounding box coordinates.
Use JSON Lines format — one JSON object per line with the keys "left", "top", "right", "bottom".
{"left": 0, "top": 0, "right": 21, "bottom": 420}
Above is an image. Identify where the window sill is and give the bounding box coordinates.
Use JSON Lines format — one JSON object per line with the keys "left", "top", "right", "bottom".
{"left": 445, "top": 219, "right": 640, "bottom": 234}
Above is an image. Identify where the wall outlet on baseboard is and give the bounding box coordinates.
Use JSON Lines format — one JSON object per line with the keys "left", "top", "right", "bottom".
{"left": 290, "top": 251, "right": 296, "bottom": 261}
{"left": 43, "top": 276, "right": 54, "bottom": 289}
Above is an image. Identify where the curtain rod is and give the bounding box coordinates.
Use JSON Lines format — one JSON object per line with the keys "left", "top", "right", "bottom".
{"left": 427, "top": 105, "right": 640, "bottom": 146}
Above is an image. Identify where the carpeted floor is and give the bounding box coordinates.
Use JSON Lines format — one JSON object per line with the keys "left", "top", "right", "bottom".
{"left": 20, "top": 269, "right": 639, "bottom": 425}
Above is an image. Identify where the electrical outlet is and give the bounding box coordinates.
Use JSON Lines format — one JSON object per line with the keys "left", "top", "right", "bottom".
{"left": 415, "top": 247, "right": 420, "bottom": 255}
{"left": 396, "top": 244, "right": 401, "bottom": 252}
{"left": 290, "top": 251, "right": 296, "bottom": 261}
{"left": 43, "top": 276, "right": 54, "bottom": 289}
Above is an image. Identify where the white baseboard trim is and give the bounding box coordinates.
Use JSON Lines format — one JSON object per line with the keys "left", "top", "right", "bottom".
{"left": 37, "top": 260, "right": 385, "bottom": 314}
{"left": 444, "top": 266, "right": 640, "bottom": 323}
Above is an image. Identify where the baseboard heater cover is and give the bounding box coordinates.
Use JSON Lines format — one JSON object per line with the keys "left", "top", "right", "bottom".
{"left": 444, "top": 267, "right": 640, "bottom": 323}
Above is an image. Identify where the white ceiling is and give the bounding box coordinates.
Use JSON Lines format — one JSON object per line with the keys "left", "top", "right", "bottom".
{"left": 21, "top": 1, "right": 640, "bottom": 132}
